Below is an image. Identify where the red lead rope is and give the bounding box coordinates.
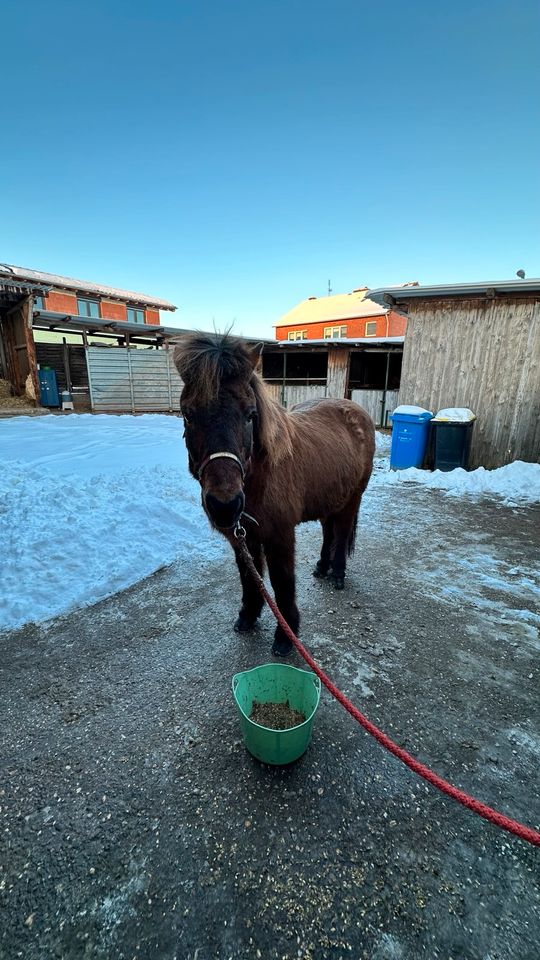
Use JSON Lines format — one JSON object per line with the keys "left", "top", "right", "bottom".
{"left": 237, "top": 538, "right": 540, "bottom": 847}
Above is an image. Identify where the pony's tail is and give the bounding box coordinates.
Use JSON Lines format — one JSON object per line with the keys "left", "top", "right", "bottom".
{"left": 348, "top": 512, "right": 359, "bottom": 557}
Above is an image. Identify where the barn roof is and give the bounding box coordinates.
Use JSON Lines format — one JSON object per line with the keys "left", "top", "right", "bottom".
{"left": 368, "top": 278, "right": 540, "bottom": 308}
{"left": 275, "top": 336, "right": 404, "bottom": 348}
{"left": 0, "top": 262, "right": 177, "bottom": 311}
{"left": 276, "top": 288, "right": 389, "bottom": 328}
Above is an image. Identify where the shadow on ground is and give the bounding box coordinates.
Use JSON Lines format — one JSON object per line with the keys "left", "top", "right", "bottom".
{"left": 1, "top": 483, "right": 539, "bottom": 959}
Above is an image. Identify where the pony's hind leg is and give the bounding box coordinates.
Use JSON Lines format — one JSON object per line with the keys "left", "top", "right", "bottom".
{"left": 330, "top": 492, "right": 362, "bottom": 590}
{"left": 233, "top": 535, "right": 265, "bottom": 632}
{"left": 265, "top": 529, "right": 299, "bottom": 657}
{"left": 313, "top": 518, "right": 333, "bottom": 578}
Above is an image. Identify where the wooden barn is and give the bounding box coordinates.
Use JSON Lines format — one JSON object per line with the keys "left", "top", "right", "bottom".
{"left": 368, "top": 279, "right": 540, "bottom": 468}
{"left": 261, "top": 336, "right": 404, "bottom": 427}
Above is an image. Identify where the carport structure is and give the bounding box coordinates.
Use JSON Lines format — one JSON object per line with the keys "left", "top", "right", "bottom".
{"left": 262, "top": 336, "right": 404, "bottom": 426}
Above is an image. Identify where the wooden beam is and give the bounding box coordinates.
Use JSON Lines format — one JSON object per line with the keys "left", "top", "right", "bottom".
{"left": 62, "top": 337, "right": 72, "bottom": 394}
{"left": 23, "top": 298, "right": 41, "bottom": 404}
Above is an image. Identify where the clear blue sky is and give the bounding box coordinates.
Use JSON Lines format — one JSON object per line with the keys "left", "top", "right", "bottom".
{"left": 2, "top": 0, "right": 539, "bottom": 337}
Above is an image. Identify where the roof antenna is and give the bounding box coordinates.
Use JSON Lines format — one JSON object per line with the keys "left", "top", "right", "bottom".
{"left": 327, "top": 279, "right": 332, "bottom": 296}
{"left": 516, "top": 269, "right": 526, "bottom": 279}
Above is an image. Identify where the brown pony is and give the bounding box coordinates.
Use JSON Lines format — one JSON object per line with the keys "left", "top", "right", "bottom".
{"left": 174, "top": 333, "right": 375, "bottom": 656}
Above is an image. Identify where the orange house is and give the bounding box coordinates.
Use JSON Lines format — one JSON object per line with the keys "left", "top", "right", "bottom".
{"left": 275, "top": 287, "right": 407, "bottom": 342}
{"left": 0, "top": 263, "right": 176, "bottom": 327}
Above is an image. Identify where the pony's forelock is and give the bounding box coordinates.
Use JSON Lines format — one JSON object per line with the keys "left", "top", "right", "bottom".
{"left": 173, "top": 332, "right": 292, "bottom": 466}
{"left": 173, "top": 332, "right": 254, "bottom": 406}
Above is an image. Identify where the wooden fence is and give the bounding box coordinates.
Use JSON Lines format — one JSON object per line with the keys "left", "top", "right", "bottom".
{"left": 265, "top": 383, "right": 327, "bottom": 408}
{"left": 86, "top": 346, "right": 182, "bottom": 413}
{"left": 350, "top": 389, "right": 399, "bottom": 426}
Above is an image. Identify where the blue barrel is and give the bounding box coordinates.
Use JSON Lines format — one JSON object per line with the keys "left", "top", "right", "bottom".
{"left": 38, "top": 367, "right": 60, "bottom": 407}
{"left": 390, "top": 408, "right": 433, "bottom": 470}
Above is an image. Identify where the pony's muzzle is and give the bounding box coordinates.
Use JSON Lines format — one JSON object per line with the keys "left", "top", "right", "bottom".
{"left": 204, "top": 491, "right": 245, "bottom": 529}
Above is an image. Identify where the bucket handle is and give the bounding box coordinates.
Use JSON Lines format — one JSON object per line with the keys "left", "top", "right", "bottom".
{"left": 232, "top": 675, "right": 240, "bottom": 691}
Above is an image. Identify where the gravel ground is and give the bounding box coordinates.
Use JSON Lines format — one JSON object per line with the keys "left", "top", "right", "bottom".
{"left": 1, "top": 482, "right": 539, "bottom": 960}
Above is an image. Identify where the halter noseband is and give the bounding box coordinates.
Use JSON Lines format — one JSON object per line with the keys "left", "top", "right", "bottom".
{"left": 198, "top": 451, "right": 246, "bottom": 481}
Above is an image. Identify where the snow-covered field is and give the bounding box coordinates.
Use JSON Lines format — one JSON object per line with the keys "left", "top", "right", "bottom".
{"left": 0, "top": 414, "right": 225, "bottom": 632}
{"left": 1, "top": 414, "right": 539, "bottom": 632}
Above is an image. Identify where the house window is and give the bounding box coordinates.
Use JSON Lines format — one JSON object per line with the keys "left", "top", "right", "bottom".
{"left": 127, "top": 307, "right": 145, "bottom": 324}
{"left": 34, "top": 295, "right": 45, "bottom": 310}
{"left": 77, "top": 297, "right": 100, "bottom": 318}
{"left": 287, "top": 330, "right": 307, "bottom": 341}
{"left": 323, "top": 325, "right": 347, "bottom": 339}
{"left": 365, "top": 321, "right": 377, "bottom": 337}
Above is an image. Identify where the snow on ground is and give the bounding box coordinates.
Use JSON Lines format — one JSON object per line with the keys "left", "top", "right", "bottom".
{"left": 1, "top": 414, "right": 538, "bottom": 632}
{"left": 375, "top": 430, "right": 392, "bottom": 451}
{"left": 0, "top": 414, "right": 224, "bottom": 632}
{"left": 372, "top": 457, "right": 540, "bottom": 507}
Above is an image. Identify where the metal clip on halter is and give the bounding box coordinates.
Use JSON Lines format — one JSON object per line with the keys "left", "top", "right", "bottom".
{"left": 234, "top": 521, "right": 247, "bottom": 540}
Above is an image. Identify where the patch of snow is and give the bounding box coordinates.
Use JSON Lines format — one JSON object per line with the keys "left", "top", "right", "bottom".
{"left": 373, "top": 458, "right": 540, "bottom": 506}
{"left": 0, "top": 414, "right": 225, "bottom": 632}
{"left": 392, "top": 404, "right": 433, "bottom": 416}
{"left": 375, "top": 430, "right": 392, "bottom": 452}
{"left": 433, "top": 407, "right": 475, "bottom": 422}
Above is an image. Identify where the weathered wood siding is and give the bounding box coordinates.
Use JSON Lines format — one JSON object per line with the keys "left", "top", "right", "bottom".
{"left": 86, "top": 346, "right": 182, "bottom": 413}
{"left": 265, "top": 383, "right": 327, "bottom": 408}
{"left": 399, "top": 298, "right": 540, "bottom": 468}
{"left": 351, "top": 389, "right": 399, "bottom": 426}
{"left": 36, "top": 343, "right": 89, "bottom": 392}
{"left": 326, "top": 347, "right": 349, "bottom": 398}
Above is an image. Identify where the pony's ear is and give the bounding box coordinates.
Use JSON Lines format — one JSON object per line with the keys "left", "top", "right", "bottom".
{"left": 248, "top": 342, "right": 264, "bottom": 369}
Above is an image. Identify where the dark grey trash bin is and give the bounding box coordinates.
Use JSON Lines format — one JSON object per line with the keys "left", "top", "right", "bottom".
{"left": 432, "top": 408, "right": 476, "bottom": 471}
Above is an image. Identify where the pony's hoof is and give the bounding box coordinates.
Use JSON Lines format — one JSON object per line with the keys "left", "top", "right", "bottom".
{"left": 332, "top": 576, "right": 345, "bottom": 590}
{"left": 313, "top": 562, "right": 328, "bottom": 579}
{"left": 234, "top": 613, "right": 257, "bottom": 633}
{"left": 272, "top": 636, "right": 293, "bottom": 657}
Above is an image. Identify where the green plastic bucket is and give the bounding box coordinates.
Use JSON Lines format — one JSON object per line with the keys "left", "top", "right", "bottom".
{"left": 232, "top": 663, "right": 321, "bottom": 765}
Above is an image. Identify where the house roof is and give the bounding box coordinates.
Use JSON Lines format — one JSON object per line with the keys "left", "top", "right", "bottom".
{"left": 368, "top": 278, "right": 540, "bottom": 309}
{"left": 276, "top": 288, "right": 388, "bottom": 328}
{"left": 0, "top": 263, "right": 177, "bottom": 311}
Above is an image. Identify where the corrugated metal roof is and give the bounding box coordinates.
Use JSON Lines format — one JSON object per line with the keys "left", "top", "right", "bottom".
{"left": 0, "top": 262, "right": 177, "bottom": 310}
{"left": 276, "top": 289, "right": 388, "bottom": 328}
{"left": 276, "top": 336, "right": 404, "bottom": 348}
{"left": 32, "top": 310, "right": 274, "bottom": 345}
{"left": 368, "top": 279, "right": 540, "bottom": 306}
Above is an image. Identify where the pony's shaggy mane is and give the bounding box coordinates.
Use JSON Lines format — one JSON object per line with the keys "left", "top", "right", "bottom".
{"left": 173, "top": 333, "right": 254, "bottom": 405}
{"left": 173, "top": 332, "right": 293, "bottom": 465}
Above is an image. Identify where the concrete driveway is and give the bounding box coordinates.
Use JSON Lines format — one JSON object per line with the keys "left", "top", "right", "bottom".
{"left": 1, "top": 481, "right": 539, "bottom": 959}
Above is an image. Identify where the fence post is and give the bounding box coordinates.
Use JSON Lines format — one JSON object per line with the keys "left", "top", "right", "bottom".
{"left": 166, "top": 346, "right": 173, "bottom": 412}
{"left": 126, "top": 347, "right": 135, "bottom": 414}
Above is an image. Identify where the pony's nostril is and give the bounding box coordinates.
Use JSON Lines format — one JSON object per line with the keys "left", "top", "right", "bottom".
{"left": 204, "top": 492, "right": 244, "bottom": 528}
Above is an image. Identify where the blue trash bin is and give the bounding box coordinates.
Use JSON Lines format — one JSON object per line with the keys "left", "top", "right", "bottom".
{"left": 390, "top": 406, "right": 433, "bottom": 470}
{"left": 38, "top": 367, "right": 60, "bottom": 407}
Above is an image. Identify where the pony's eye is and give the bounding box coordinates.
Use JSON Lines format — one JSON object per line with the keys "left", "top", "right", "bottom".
{"left": 245, "top": 410, "right": 256, "bottom": 424}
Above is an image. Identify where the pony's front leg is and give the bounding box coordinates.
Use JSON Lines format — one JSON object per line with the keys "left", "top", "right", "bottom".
{"left": 233, "top": 535, "right": 265, "bottom": 633}
{"left": 264, "top": 530, "right": 299, "bottom": 657}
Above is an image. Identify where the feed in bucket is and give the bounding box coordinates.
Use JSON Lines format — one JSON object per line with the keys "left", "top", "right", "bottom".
{"left": 232, "top": 662, "right": 321, "bottom": 765}
{"left": 250, "top": 700, "right": 306, "bottom": 730}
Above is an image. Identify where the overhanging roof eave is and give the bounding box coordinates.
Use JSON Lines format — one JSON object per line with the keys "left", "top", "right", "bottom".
{"left": 368, "top": 279, "right": 540, "bottom": 308}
